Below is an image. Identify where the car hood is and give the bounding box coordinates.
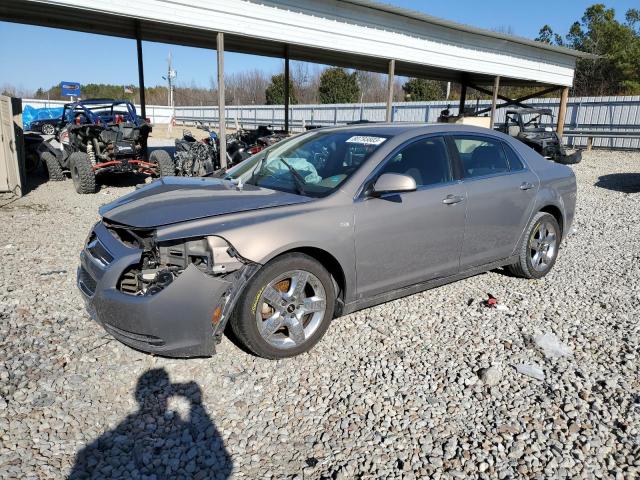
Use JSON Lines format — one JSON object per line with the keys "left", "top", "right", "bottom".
{"left": 99, "top": 177, "right": 311, "bottom": 228}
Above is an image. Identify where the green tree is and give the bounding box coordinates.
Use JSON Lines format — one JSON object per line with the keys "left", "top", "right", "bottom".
{"left": 265, "top": 73, "right": 297, "bottom": 105}
{"left": 402, "top": 78, "right": 446, "bottom": 101}
{"left": 318, "top": 67, "right": 360, "bottom": 104}
{"left": 536, "top": 4, "right": 640, "bottom": 95}
{"left": 535, "top": 25, "right": 565, "bottom": 46}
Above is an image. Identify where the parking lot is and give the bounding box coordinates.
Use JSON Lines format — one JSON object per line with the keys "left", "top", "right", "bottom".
{"left": 0, "top": 150, "right": 638, "bottom": 479}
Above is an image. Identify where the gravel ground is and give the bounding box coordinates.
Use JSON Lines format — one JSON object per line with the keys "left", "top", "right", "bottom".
{"left": 1, "top": 150, "right": 639, "bottom": 479}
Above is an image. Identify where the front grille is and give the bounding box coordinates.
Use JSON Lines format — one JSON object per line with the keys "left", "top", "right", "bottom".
{"left": 78, "top": 266, "right": 97, "bottom": 296}
{"left": 87, "top": 239, "right": 114, "bottom": 265}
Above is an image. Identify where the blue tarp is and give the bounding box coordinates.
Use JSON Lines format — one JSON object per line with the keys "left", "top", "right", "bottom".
{"left": 23, "top": 105, "right": 64, "bottom": 131}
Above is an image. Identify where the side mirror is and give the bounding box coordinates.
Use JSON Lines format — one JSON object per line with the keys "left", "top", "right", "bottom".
{"left": 371, "top": 173, "right": 417, "bottom": 196}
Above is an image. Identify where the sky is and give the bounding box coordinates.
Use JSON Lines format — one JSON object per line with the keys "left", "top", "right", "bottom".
{"left": 1, "top": 0, "right": 637, "bottom": 93}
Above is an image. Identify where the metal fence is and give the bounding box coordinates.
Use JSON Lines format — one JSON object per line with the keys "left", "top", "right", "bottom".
{"left": 175, "top": 96, "right": 640, "bottom": 150}
{"left": 22, "top": 96, "right": 640, "bottom": 149}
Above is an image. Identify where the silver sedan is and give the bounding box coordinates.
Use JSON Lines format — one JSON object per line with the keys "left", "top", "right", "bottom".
{"left": 78, "top": 124, "right": 577, "bottom": 359}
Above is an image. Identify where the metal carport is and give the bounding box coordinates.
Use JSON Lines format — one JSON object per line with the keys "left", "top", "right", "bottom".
{"left": 0, "top": 0, "right": 591, "bottom": 167}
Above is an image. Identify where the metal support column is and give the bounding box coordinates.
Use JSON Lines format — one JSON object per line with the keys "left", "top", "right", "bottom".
{"left": 386, "top": 59, "right": 395, "bottom": 122}
{"left": 458, "top": 83, "right": 467, "bottom": 115}
{"left": 284, "top": 45, "right": 290, "bottom": 133}
{"left": 217, "top": 32, "right": 227, "bottom": 169}
{"left": 135, "top": 23, "right": 146, "bottom": 119}
{"left": 557, "top": 86, "right": 569, "bottom": 137}
{"left": 489, "top": 76, "right": 500, "bottom": 128}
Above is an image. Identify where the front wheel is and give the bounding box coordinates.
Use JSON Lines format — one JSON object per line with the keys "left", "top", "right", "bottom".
{"left": 508, "top": 212, "right": 561, "bottom": 279}
{"left": 230, "top": 253, "right": 336, "bottom": 359}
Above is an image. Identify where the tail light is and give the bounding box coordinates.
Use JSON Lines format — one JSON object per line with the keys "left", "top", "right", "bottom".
{"left": 248, "top": 146, "right": 264, "bottom": 155}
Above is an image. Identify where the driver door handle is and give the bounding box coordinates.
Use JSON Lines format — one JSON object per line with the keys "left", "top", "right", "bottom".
{"left": 520, "top": 182, "right": 535, "bottom": 191}
{"left": 442, "top": 194, "right": 464, "bottom": 205}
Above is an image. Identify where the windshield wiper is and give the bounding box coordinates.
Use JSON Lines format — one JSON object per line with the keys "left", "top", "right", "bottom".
{"left": 247, "top": 149, "right": 271, "bottom": 185}
{"left": 277, "top": 157, "right": 307, "bottom": 195}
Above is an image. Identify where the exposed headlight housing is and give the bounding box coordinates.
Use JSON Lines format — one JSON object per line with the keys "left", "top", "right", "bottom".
{"left": 118, "top": 236, "right": 243, "bottom": 296}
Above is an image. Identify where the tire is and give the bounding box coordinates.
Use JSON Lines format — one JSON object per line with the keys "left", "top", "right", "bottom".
{"left": 69, "top": 152, "right": 96, "bottom": 194}
{"left": 230, "top": 253, "right": 336, "bottom": 359}
{"left": 555, "top": 150, "right": 582, "bottom": 165}
{"left": 42, "top": 152, "right": 65, "bottom": 181}
{"left": 41, "top": 123, "right": 55, "bottom": 136}
{"left": 150, "top": 149, "right": 175, "bottom": 177}
{"left": 508, "top": 212, "right": 561, "bottom": 279}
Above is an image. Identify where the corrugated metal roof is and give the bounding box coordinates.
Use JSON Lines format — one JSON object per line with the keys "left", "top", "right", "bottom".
{"left": 0, "top": 0, "right": 587, "bottom": 86}
{"left": 342, "top": 0, "right": 596, "bottom": 59}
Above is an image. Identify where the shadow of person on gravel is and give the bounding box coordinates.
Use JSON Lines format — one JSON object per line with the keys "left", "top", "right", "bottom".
{"left": 69, "top": 368, "right": 233, "bottom": 479}
{"left": 594, "top": 173, "right": 640, "bottom": 194}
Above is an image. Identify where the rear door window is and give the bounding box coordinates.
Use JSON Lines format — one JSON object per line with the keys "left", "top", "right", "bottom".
{"left": 452, "top": 136, "right": 510, "bottom": 178}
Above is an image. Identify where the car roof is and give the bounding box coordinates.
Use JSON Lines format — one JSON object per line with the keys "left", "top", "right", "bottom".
{"left": 78, "top": 98, "right": 121, "bottom": 104}
{"left": 314, "top": 122, "right": 504, "bottom": 137}
{"left": 66, "top": 98, "right": 133, "bottom": 107}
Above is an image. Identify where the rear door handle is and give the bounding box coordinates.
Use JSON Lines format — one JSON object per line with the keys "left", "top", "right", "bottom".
{"left": 442, "top": 194, "right": 463, "bottom": 205}
{"left": 520, "top": 182, "right": 535, "bottom": 191}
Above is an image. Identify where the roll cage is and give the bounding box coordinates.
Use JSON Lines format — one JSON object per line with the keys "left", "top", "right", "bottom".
{"left": 61, "top": 99, "right": 141, "bottom": 127}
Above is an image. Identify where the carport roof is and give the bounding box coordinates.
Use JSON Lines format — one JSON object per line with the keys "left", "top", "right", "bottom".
{"left": 345, "top": 0, "right": 593, "bottom": 60}
{"left": 1, "top": 0, "right": 589, "bottom": 87}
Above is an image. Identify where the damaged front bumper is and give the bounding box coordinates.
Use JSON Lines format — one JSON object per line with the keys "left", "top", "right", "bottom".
{"left": 77, "top": 221, "right": 257, "bottom": 357}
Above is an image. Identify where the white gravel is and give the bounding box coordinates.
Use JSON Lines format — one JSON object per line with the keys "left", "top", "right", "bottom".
{"left": 1, "top": 150, "right": 639, "bottom": 479}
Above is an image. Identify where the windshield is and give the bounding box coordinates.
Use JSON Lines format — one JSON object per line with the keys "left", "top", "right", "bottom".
{"left": 520, "top": 113, "right": 553, "bottom": 131}
{"left": 224, "top": 130, "right": 390, "bottom": 197}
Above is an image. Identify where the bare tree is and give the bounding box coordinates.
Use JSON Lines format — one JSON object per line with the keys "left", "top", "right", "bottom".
{"left": 291, "top": 61, "right": 321, "bottom": 104}
{"left": 355, "top": 71, "right": 387, "bottom": 103}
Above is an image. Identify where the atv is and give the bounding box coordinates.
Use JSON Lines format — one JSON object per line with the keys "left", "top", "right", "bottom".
{"left": 38, "top": 99, "right": 174, "bottom": 193}
{"left": 500, "top": 108, "right": 582, "bottom": 165}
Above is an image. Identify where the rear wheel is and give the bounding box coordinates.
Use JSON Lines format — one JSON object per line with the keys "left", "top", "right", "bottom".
{"left": 42, "top": 152, "right": 65, "bottom": 181}
{"left": 150, "top": 149, "right": 175, "bottom": 177}
{"left": 230, "top": 253, "right": 335, "bottom": 359}
{"left": 69, "top": 152, "right": 96, "bottom": 194}
{"left": 508, "top": 212, "right": 560, "bottom": 279}
{"left": 41, "top": 123, "right": 55, "bottom": 135}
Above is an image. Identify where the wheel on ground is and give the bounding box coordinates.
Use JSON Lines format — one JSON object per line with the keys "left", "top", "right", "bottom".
{"left": 42, "top": 151, "right": 65, "bottom": 181}
{"left": 69, "top": 152, "right": 96, "bottom": 194}
{"left": 555, "top": 150, "right": 582, "bottom": 165}
{"left": 508, "top": 212, "right": 561, "bottom": 279}
{"left": 230, "top": 253, "right": 336, "bottom": 359}
{"left": 150, "top": 149, "right": 175, "bottom": 177}
{"left": 41, "top": 123, "right": 55, "bottom": 136}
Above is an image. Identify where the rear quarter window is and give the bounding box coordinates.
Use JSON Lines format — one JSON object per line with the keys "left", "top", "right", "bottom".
{"left": 502, "top": 142, "right": 526, "bottom": 171}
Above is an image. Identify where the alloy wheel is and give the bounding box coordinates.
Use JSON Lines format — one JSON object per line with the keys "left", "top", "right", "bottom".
{"left": 530, "top": 220, "right": 558, "bottom": 272}
{"left": 255, "top": 270, "right": 327, "bottom": 349}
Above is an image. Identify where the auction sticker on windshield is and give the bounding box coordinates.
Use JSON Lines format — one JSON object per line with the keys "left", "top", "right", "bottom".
{"left": 345, "top": 136, "right": 387, "bottom": 145}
